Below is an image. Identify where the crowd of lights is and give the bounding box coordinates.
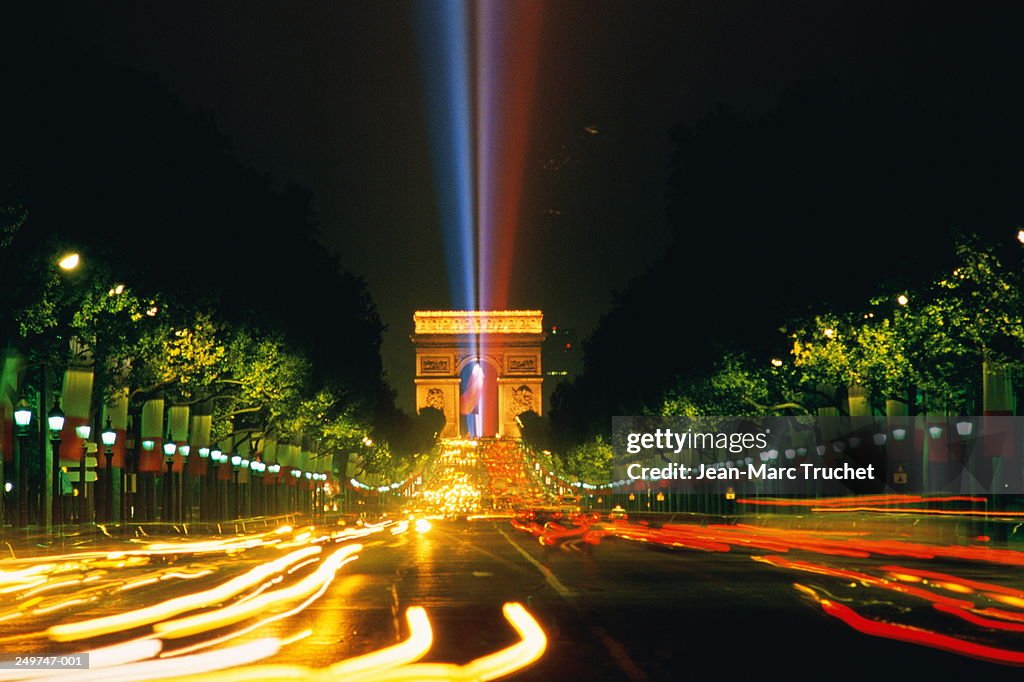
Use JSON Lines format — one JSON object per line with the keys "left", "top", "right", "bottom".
{"left": 411, "top": 438, "right": 555, "bottom": 516}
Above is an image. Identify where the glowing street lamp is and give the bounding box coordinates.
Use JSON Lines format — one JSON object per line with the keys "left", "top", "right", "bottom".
{"left": 210, "top": 450, "right": 223, "bottom": 522}
{"left": 163, "top": 434, "right": 177, "bottom": 522}
{"left": 74, "top": 423, "right": 91, "bottom": 526}
{"left": 13, "top": 398, "right": 33, "bottom": 528}
{"left": 58, "top": 252, "right": 80, "bottom": 271}
{"left": 47, "top": 400, "right": 65, "bottom": 433}
{"left": 230, "top": 454, "right": 242, "bottom": 519}
{"left": 47, "top": 399, "right": 65, "bottom": 529}
{"left": 178, "top": 443, "right": 192, "bottom": 522}
{"left": 14, "top": 399, "right": 32, "bottom": 430}
{"left": 101, "top": 419, "right": 117, "bottom": 522}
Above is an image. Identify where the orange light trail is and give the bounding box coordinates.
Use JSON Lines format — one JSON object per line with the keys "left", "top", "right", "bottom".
{"left": 795, "top": 583, "right": 1024, "bottom": 666}
{"left": 811, "top": 506, "right": 1024, "bottom": 517}
{"left": 156, "top": 602, "right": 546, "bottom": 681}
{"left": 737, "top": 495, "right": 986, "bottom": 507}
{"left": 47, "top": 546, "right": 322, "bottom": 641}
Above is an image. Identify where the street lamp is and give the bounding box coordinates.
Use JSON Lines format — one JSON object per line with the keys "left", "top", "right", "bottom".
{"left": 210, "top": 449, "right": 223, "bottom": 522}
{"left": 197, "top": 447, "right": 209, "bottom": 522}
{"left": 101, "top": 419, "right": 116, "bottom": 523}
{"left": 57, "top": 252, "right": 81, "bottom": 271}
{"left": 290, "top": 469, "right": 301, "bottom": 513}
{"left": 14, "top": 400, "right": 32, "bottom": 430}
{"left": 47, "top": 399, "right": 65, "bottom": 530}
{"left": 254, "top": 460, "right": 264, "bottom": 516}
{"left": 13, "top": 399, "right": 33, "bottom": 528}
{"left": 267, "top": 463, "right": 280, "bottom": 515}
{"left": 178, "top": 443, "right": 191, "bottom": 522}
{"left": 163, "top": 434, "right": 176, "bottom": 522}
{"left": 230, "top": 454, "right": 242, "bottom": 519}
{"left": 74, "top": 423, "right": 91, "bottom": 525}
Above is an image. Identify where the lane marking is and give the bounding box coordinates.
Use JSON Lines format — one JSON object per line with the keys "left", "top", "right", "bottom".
{"left": 497, "top": 527, "right": 575, "bottom": 598}
{"left": 591, "top": 626, "right": 649, "bottom": 681}
{"left": 431, "top": 526, "right": 538, "bottom": 577}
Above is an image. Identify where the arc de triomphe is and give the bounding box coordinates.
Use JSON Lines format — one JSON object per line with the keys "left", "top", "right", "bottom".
{"left": 411, "top": 310, "right": 545, "bottom": 438}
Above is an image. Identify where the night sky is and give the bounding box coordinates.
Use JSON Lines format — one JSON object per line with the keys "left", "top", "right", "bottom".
{"left": 31, "top": 1, "right": 1024, "bottom": 410}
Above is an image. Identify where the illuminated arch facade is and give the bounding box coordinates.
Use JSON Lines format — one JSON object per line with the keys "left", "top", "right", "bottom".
{"left": 411, "top": 310, "right": 545, "bottom": 438}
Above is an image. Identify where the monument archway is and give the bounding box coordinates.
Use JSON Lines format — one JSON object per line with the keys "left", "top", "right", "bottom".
{"left": 411, "top": 310, "right": 545, "bottom": 438}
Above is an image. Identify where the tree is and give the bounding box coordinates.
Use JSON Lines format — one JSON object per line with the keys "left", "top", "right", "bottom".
{"left": 561, "top": 435, "right": 613, "bottom": 483}
{"left": 516, "top": 410, "right": 550, "bottom": 453}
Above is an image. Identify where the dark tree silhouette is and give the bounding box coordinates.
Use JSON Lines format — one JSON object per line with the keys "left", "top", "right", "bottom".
{"left": 552, "top": 79, "right": 1024, "bottom": 446}
{"left": 0, "top": 26, "right": 392, "bottom": 423}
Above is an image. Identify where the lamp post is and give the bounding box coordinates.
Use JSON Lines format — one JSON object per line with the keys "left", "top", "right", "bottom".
{"left": 197, "top": 447, "right": 210, "bottom": 521}
{"left": 47, "top": 399, "right": 65, "bottom": 532}
{"left": 320, "top": 473, "right": 328, "bottom": 517}
{"left": 178, "top": 443, "right": 191, "bottom": 523}
{"left": 210, "top": 450, "right": 223, "bottom": 522}
{"left": 139, "top": 435, "right": 156, "bottom": 522}
{"left": 290, "top": 469, "right": 300, "bottom": 512}
{"left": 13, "top": 399, "right": 33, "bottom": 528}
{"left": 230, "top": 454, "right": 241, "bottom": 519}
{"left": 251, "top": 461, "right": 264, "bottom": 516}
{"left": 268, "top": 464, "right": 280, "bottom": 514}
{"left": 240, "top": 458, "right": 251, "bottom": 517}
{"left": 74, "top": 423, "right": 91, "bottom": 526}
{"left": 101, "top": 419, "right": 116, "bottom": 522}
{"left": 304, "top": 471, "right": 313, "bottom": 517}
{"left": 163, "top": 435, "right": 176, "bottom": 522}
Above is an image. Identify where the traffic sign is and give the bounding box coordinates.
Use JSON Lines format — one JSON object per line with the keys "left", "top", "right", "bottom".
{"left": 61, "top": 457, "right": 98, "bottom": 483}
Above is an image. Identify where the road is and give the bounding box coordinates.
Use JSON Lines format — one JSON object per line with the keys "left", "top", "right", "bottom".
{"left": 2, "top": 515, "right": 1023, "bottom": 680}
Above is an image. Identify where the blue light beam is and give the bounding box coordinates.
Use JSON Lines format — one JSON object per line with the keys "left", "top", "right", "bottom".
{"left": 414, "top": 0, "right": 476, "bottom": 311}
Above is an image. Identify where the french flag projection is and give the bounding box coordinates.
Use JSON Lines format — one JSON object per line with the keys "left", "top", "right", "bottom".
{"left": 263, "top": 439, "right": 278, "bottom": 485}
{"left": 0, "top": 356, "right": 17, "bottom": 462}
{"left": 189, "top": 404, "right": 211, "bottom": 475}
{"left": 459, "top": 360, "right": 498, "bottom": 437}
{"left": 58, "top": 363, "right": 93, "bottom": 462}
{"left": 460, "top": 362, "right": 484, "bottom": 437}
{"left": 167, "top": 404, "right": 190, "bottom": 473}
{"left": 218, "top": 437, "right": 239, "bottom": 482}
{"left": 281, "top": 442, "right": 298, "bottom": 486}
{"left": 139, "top": 397, "right": 164, "bottom": 473}
{"left": 236, "top": 437, "right": 252, "bottom": 486}
{"left": 0, "top": 352, "right": 19, "bottom": 466}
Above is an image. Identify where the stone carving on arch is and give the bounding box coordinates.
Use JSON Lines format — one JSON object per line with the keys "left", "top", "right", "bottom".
{"left": 511, "top": 385, "right": 535, "bottom": 417}
{"left": 425, "top": 388, "right": 445, "bottom": 411}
